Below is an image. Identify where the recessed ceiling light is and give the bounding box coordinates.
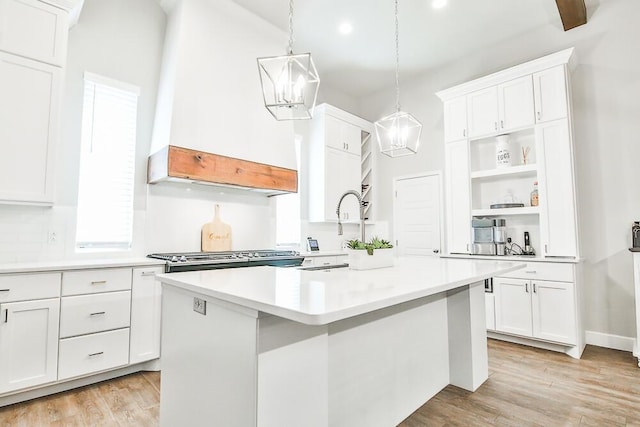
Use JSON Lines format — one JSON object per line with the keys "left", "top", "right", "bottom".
{"left": 338, "top": 21, "right": 353, "bottom": 35}
{"left": 432, "top": 0, "right": 448, "bottom": 9}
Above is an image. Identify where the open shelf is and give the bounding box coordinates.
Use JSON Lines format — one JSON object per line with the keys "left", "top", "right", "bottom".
{"left": 471, "top": 164, "right": 537, "bottom": 180}
{"left": 472, "top": 206, "right": 539, "bottom": 217}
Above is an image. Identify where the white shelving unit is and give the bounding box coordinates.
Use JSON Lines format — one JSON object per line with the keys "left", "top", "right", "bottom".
{"left": 471, "top": 207, "right": 540, "bottom": 217}
{"left": 361, "top": 131, "right": 373, "bottom": 221}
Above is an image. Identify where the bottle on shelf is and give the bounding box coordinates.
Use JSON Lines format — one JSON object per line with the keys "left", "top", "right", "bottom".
{"left": 530, "top": 181, "right": 539, "bottom": 207}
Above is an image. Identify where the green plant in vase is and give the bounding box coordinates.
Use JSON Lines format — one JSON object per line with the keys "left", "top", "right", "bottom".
{"left": 346, "top": 237, "right": 393, "bottom": 255}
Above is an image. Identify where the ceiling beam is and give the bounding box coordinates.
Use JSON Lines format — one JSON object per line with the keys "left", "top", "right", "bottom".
{"left": 555, "top": 0, "right": 587, "bottom": 31}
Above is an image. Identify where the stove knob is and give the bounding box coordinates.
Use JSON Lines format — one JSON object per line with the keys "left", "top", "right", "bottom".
{"left": 171, "top": 256, "right": 178, "bottom": 262}
{"left": 254, "top": 252, "right": 260, "bottom": 258}
{"left": 230, "top": 254, "right": 237, "bottom": 259}
{"left": 179, "top": 255, "right": 187, "bottom": 262}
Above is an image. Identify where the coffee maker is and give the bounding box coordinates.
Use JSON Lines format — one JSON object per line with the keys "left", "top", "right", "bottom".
{"left": 471, "top": 218, "right": 507, "bottom": 256}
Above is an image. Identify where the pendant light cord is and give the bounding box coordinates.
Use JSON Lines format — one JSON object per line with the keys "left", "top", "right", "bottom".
{"left": 288, "top": 0, "right": 294, "bottom": 55}
{"left": 395, "top": 0, "right": 401, "bottom": 113}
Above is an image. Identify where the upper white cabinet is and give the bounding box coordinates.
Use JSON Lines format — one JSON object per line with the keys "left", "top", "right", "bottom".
{"left": 533, "top": 65, "right": 568, "bottom": 123}
{"left": 443, "top": 97, "right": 467, "bottom": 142}
{"left": 0, "top": 0, "right": 69, "bottom": 66}
{"left": 467, "top": 76, "right": 535, "bottom": 139}
{"left": 467, "top": 87, "right": 498, "bottom": 138}
{"left": 536, "top": 119, "right": 578, "bottom": 257}
{"left": 0, "top": 52, "right": 61, "bottom": 205}
{"left": 0, "top": 0, "right": 79, "bottom": 206}
{"left": 307, "top": 104, "right": 373, "bottom": 223}
{"left": 498, "top": 75, "right": 535, "bottom": 131}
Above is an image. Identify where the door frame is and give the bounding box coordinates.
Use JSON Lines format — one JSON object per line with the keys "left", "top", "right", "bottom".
{"left": 392, "top": 171, "right": 445, "bottom": 256}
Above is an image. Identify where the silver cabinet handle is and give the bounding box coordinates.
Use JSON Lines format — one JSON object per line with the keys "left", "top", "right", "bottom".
{"left": 533, "top": 283, "right": 537, "bottom": 293}
{"left": 91, "top": 280, "right": 107, "bottom": 285}
{"left": 90, "top": 311, "right": 106, "bottom": 316}
{"left": 500, "top": 120, "right": 504, "bottom": 129}
{"left": 537, "top": 111, "right": 541, "bottom": 121}
{"left": 88, "top": 352, "right": 104, "bottom": 357}
{"left": 140, "top": 271, "right": 157, "bottom": 277}
{"left": 544, "top": 244, "right": 548, "bottom": 254}
{"left": 322, "top": 262, "right": 331, "bottom": 266}
{"left": 525, "top": 270, "right": 537, "bottom": 274}
{"left": 494, "top": 122, "right": 498, "bottom": 130}
{"left": 462, "top": 129, "right": 466, "bottom": 137}
{"left": 2, "top": 307, "right": 7, "bottom": 323}
{"left": 0, "top": 289, "right": 10, "bottom": 292}
{"left": 525, "top": 283, "right": 529, "bottom": 293}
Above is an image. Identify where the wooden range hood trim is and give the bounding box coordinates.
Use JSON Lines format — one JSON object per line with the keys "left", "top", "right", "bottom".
{"left": 147, "top": 145, "right": 298, "bottom": 195}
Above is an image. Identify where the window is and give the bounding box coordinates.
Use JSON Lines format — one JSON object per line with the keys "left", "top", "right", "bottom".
{"left": 275, "top": 139, "right": 301, "bottom": 247}
{"left": 75, "top": 72, "right": 139, "bottom": 250}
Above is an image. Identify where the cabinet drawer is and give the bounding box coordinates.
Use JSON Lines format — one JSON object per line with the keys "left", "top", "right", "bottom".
{"left": 60, "top": 291, "right": 131, "bottom": 338}
{"left": 0, "top": 273, "right": 61, "bottom": 302}
{"left": 58, "top": 328, "right": 130, "bottom": 380}
{"left": 497, "top": 262, "right": 574, "bottom": 282}
{"left": 302, "top": 256, "right": 339, "bottom": 267}
{"left": 62, "top": 268, "right": 132, "bottom": 296}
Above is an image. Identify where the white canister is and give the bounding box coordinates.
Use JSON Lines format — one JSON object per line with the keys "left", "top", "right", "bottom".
{"left": 495, "top": 134, "right": 511, "bottom": 168}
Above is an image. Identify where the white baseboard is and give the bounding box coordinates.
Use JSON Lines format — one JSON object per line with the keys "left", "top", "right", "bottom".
{"left": 585, "top": 330, "right": 635, "bottom": 352}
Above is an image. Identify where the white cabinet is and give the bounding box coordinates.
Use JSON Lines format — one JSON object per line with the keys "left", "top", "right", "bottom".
{"left": 533, "top": 65, "right": 568, "bottom": 123}
{"left": 0, "top": 272, "right": 61, "bottom": 394}
{"left": 498, "top": 76, "right": 534, "bottom": 131}
{"left": 301, "top": 254, "right": 348, "bottom": 268}
{"left": 130, "top": 267, "right": 163, "bottom": 364}
{"left": 0, "top": 0, "right": 69, "bottom": 66}
{"left": 445, "top": 139, "right": 471, "bottom": 254}
{"left": 467, "top": 87, "right": 498, "bottom": 138}
{"left": 467, "top": 76, "right": 534, "bottom": 138}
{"left": 494, "top": 274, "right": 577, "bottom": 345}
{"left": 308, "top": 105, "right": 371, "bottom": 223}
{"left": 536, "top": 119, "right": 578, "bottom": 257}
{"left": 443, "top": 97, "right": 467, "bottom": 142}
{"left": 325, "top": 115, "right": 361, "bottom": 156}
{"left": 0, "top": 51, "right": 61, "bottom": 205}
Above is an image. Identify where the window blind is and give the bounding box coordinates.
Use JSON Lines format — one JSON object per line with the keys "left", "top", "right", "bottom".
{"left": 75, "top": 72, "right": 140, "bottom": 250}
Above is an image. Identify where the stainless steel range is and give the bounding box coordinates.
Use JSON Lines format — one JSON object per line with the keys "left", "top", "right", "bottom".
{"left": 147, "top": 250, "right": 304, "bottom": 273}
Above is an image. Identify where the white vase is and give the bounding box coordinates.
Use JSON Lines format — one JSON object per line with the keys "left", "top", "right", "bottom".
{"left": 495, "top": 134, "right": 511, "bottom": 168}
{"left": 346, "top": 248, "right": 395, "bottom": 270}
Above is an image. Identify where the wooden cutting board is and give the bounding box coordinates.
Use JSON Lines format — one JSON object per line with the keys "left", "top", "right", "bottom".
{"left": 201, "top": 204, "right": 232, "bottom": 251}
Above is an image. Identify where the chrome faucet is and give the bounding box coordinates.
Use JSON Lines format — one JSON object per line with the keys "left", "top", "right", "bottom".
{"left": 336, "top": 190, "right": 366, "bottom": 243}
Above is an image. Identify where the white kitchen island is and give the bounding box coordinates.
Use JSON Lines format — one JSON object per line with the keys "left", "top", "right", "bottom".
{"left": 157, "top": 257, "right": 524, "bottom": 427}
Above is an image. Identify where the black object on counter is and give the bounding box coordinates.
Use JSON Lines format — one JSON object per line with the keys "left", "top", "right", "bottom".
{"left": 633, "top": 222, "right": 640, "bottom": 248}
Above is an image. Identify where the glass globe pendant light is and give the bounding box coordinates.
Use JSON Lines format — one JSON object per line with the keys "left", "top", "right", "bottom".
{"left": 257, "top": 0, "right": 320, "bottom": 120}
{"left": 375, "top": 0, "right": 422, "bottom": 157}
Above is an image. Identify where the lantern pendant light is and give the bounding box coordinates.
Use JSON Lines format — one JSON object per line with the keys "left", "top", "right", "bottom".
{"left": 257, "top": 0, "right": 320, "bottom": 120}
{"left": 375, "top": 0, "right": 422, "bottom": 157}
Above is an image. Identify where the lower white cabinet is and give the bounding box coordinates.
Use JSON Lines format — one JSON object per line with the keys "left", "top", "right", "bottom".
{"left": 301, "top": 255, "right": 348, "bottom": 268}
{"left": 0, "top": 297, "right": 60, "bottom": 394}
{"left": 129, "top": 267, "right": 163, "bottom": 364}
{"left": 58, "top": 328, "right": 130, "bottom": 380}
{"left": 494, "top": 274, "right": 576, "bottom": 345}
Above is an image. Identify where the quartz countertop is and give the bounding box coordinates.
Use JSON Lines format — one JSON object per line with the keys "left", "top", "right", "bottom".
{"left": 0, "top": 257, "right": 165, "bottom": 274}
{"left": 157, "top": 257, "right": 524, "bottom": 326}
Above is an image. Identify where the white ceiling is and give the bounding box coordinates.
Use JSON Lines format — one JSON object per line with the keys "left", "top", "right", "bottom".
{"left": 231, "top": 0, "right": 569, "bottom": 98}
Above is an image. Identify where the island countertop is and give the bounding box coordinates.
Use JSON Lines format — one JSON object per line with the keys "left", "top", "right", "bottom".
{"left": 157, "top": 257, "right": 524, "bottom": 325}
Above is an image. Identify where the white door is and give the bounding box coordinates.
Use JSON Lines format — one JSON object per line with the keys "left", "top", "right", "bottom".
{"left": 533, "top": 65, "right": 568, "bottom": 123}
{"left": 494, "top": 277, "right": 532, "bottom": 337}
{"left": 0, "top": 298, "right": 60, "bottom": 393}
{"left": 498, "top": 75, "right": 534, "bottom": 131}
{"left": 466, "top": 86, "right": 498, "bottom": 138}
{"left": 536, "top": 119, "right": 577, "bottom": 257}
{"left": 444, "top": 140, "right": 471, "bottom": 254}
{"left": 130, "top": 267, "right": 164, "bottom": 364}
{"left": 394, "top": 174, "right": 442, "bottom": 256}
{"left": 531, "top": 279, "right": 576, "bottom": 344}
{"left": 443, "top": 96, "right": 467, "bottom": 142}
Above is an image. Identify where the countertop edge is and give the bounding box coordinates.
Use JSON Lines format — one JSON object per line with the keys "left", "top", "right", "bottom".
{"left": 158, "top": 261, "right": 525, "bottom": 326}
{"left": 440, "top": 254, "right": 583, "bottom": 264}
{"left": 0, "top": 258, "right": 165, "bottom": 274}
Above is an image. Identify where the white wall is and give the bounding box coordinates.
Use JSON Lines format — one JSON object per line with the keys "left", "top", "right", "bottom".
{"left": 359, "top": 0, "right": 640, "bottom": 339}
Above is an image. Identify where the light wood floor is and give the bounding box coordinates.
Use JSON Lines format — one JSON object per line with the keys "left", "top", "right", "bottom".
{"left": 1, "top": 339, "right": 639, "bottom": 426}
